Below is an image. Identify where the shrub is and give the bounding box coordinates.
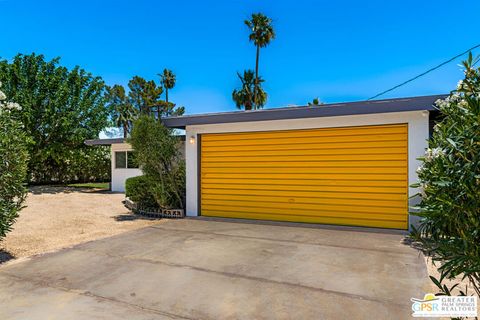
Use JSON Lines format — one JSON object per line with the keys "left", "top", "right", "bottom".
{"left": 0, "top": 83, "right": 29, "bottom": 241}
{"left": 125, "top": 175, "right": 157, "bottom": 208}
{"left": 128, "top": 116, "right": 185, "bottom": 209}
{"left": 411, "top": 53, "right": 480, "bottom": 297}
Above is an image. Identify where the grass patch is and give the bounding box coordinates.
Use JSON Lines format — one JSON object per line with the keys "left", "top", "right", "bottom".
{"left": 67, "top": 182, "right": 110, "bottom": 190}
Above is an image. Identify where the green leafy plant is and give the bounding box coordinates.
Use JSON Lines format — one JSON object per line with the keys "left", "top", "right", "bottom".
{"left": 0, "top": 53, "right": 110, "bottom": 184}
{"left": 0, "top": 82, "right": 29, "bottom": 240}
{"left": 410, "top": 53, "right": 480, "bottom": 299}
{"left": 125, "top": 175, "right": 157, "bottom": 208}
{"left": 128, "top": 116, "right": 185, "bottom": 209}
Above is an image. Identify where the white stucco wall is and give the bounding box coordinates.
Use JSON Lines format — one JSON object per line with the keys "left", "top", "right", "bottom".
{"left": 111, "top": 143, "right": 142, "bottom": 192}
{"left": 184, "top": 110, "right": 430, "bottom": 229}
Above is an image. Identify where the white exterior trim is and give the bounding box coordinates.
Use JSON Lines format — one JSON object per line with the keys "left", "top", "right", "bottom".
{"left": 111, "top": 143, "right": 142, "bottom": 192}
{"left": 184, "top": 110, "right": 429, "bottom": 229}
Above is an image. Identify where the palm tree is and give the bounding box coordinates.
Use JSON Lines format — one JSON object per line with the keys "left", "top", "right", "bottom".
{"left": 116, "top": 103, "right": 137, "bottom": 138}
{"left": 245, "top": 13, "right": 275, "bottom": 108}
{"left": 159, "top": 69, "right": 176, "bottom": 103}
{"left": 107, "top": 85, "right": 137, "bottom": 138}
{"left": 232, "top": 70, "right": 267, "bottom": 110}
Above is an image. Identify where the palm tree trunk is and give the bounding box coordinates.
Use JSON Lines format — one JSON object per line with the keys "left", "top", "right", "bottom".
{"left": 254, "top": 45, "right": 260, "bottom": 108}
{"left": 165, "top": 88, "right": 169, "bottom": 103}
{"left": 123, "top": 123, "right": 128, "bottom": 138}
{"left": 157, "top": 105, "right": 161, "bottom": 121}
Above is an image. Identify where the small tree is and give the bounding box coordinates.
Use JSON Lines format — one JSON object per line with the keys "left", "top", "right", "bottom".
{"left": 412, "top": 53, "right": 480, "bottom": 297}
{"left": 308, "top": 98, "right": 324, "bottom": 106}
{"left": 0, "top": 82, "right": 29, "bottom": 241}
{"left": 128, "top": 116, "right": 185, "bottom": 209}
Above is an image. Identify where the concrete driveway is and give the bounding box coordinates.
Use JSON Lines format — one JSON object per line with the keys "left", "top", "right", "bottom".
{"left": 0, "top": 219, "right": 429, "bottom": 319}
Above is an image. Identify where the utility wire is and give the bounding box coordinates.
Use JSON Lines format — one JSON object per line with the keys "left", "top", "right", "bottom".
{"left": 367, "top": 43, "right": 480, "bottom": 101}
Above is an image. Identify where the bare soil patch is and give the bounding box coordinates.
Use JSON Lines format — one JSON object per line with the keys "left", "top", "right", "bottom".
{"left": 0, "top": 186, "right": 160, "bottom": 263}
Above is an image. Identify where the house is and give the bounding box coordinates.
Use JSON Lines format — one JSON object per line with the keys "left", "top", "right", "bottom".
{"left": 84, "top": 138, "right": 142, "bottom": 192}
{"left": 85, "top": 136, "right": 186, "bottom": 192}
{"left": 163, "top": 94, "right": 446, "bottom": 230}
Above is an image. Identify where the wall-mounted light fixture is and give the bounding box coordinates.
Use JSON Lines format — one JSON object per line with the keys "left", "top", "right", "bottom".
{"left": 189, "top": 135, "right": 195, "bottom": 144}
{"left": 422, "top": 110, "right": 429, "bottom": 117}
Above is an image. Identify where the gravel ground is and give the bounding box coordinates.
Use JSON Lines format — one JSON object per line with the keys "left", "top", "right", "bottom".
{"left": 0, "top": 186, "right": 161, "bottom": 263}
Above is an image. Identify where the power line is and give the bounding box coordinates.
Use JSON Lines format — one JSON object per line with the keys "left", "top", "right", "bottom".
{"left": 367, "top": 43, "right": 480, "bottom": 101}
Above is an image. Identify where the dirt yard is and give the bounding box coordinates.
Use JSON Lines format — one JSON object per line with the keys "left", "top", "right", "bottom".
{"left": 0, "top": 186, "right": 160, "bottom": 263}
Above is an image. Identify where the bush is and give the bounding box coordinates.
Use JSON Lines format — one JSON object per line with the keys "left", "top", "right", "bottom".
{"left": 125, "top": 175, "right": 157, "bottom": 208}
{"left": 0, "top": 83, "right": 29, "bottom": 241}
{"left": 411, "top": 53, "right": 480, "bottom": 297}
{"left": 128, "top": 116, "right": 185, "bottom": 209}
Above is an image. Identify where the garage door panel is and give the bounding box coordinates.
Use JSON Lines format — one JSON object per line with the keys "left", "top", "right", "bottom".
{"left": 202, "top": 154, "right": 407, "bottom": 162}
{"left": 202, "top": 124, "right": 407, "bottom": 141}
{"left": 202, "top": 196, "right": 406, "bottom": 210}
{"left": 201, "top": 206, "right": 406, "bottom": 222}
{"left": 202, "top": 188, "right": 406, "bottom": 200}
{"left": 203, "top": 167, "right": 406, "bottom": 174}
{"left": 202, "top": 210, "right": 407, "bottom": 229}
{"left": 203, "top": 173, "right": 407, "bottom": 181}
{"left": 202, "top": 133, "right": 406, "bottom": 147}
{"left": 202, "top": 204, "right": 407, "bottom": 219}
{"left": 202, "top": 178, "right": 406, "bottom": 188}
{"left": 201, "top": 160, "right": 407, "bottom": 168}
{"left": 200, "top": 124, "right": 408, "bottom": 229}
{"left": 202, "top": 140, "right": 407, "bottom": 152}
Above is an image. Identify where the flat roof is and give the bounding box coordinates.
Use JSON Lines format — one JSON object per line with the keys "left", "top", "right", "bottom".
{"left": 162, "top": 94, "right": 446, "bottom": 129}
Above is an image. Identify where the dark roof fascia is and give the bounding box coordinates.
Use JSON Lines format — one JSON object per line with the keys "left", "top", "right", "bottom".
{"left": 84, "top": 138, "right": 126, "bottom": 146}
{"left": 163, "top": 94, "right": 447, "bottom": 129}
{"left": 84, "top": 135, "right": 186, "bottom": 146}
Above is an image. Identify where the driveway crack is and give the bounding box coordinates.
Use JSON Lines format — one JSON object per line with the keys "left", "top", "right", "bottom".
{"left": 72, "top": 246, "right": 411, "bottom": 308}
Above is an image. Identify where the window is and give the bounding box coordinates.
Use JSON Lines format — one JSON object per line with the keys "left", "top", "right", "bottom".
{"left": 115, "top": 151, "right": 138, "bottom": 169}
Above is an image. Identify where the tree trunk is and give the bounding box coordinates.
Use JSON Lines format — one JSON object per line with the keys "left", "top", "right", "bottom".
{"left": 123, "top": 123, "right": 128, "bottom": 138}
{"left": 157, "top": 105, "right": 161, "bottom": 121}
{"left": 165, "top": 88, "right": 169, "bottom": 103}
{"left": 254, "top": 45, "right": 260, "bottom": 109}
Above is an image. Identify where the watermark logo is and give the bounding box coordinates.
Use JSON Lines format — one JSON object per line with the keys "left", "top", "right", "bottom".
{"left": 411, "top": 293, "right": 477, "bottom": 317}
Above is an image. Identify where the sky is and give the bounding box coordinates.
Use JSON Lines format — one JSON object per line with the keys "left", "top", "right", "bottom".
{"left": 1, "top": 0, "right": 479, "bottom": 115}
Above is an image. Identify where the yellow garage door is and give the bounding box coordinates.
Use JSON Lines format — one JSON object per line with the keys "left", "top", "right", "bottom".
{"left": 200, "top": 124, "right": 408, "bottom": 229}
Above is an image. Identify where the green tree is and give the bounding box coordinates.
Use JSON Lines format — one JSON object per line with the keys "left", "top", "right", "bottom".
{"left": 232, "top": 70, "right": 267, "bottom": 110}
{"left": 0, "top": 82, "right": 29, "bottom": 241}
{"left": 127, "top": 76, "right": 163, "bottom": 115}
{"left": 411, "top": 53, "right": 480, "bottom": 297}
{"left": 0, "top": 53, "right": 110, "bottom": 184}
{"left": 128, "top": 116, "right": 185, "bottom": 209}
{"left": 159, "top": 69, "right": 176, "bottom": 103}
{"left": 245, "top": 13, "right": 275, "bottom": 108}
{"left": 107, "top": 85, "right": 137, "bottom": 138}
{"left": 308, "top": 97, "right": 324, "bottom": 106}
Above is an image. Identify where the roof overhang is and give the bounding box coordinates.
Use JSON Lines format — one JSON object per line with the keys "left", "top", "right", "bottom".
{"left": 84, "top": 135, "right": 186, "bottom": 146}
{"left": 84, "top": 138, "right": 126, "bottom": 146}
{"left": 162, "top": 94, "right": 446, "bottom": 129}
